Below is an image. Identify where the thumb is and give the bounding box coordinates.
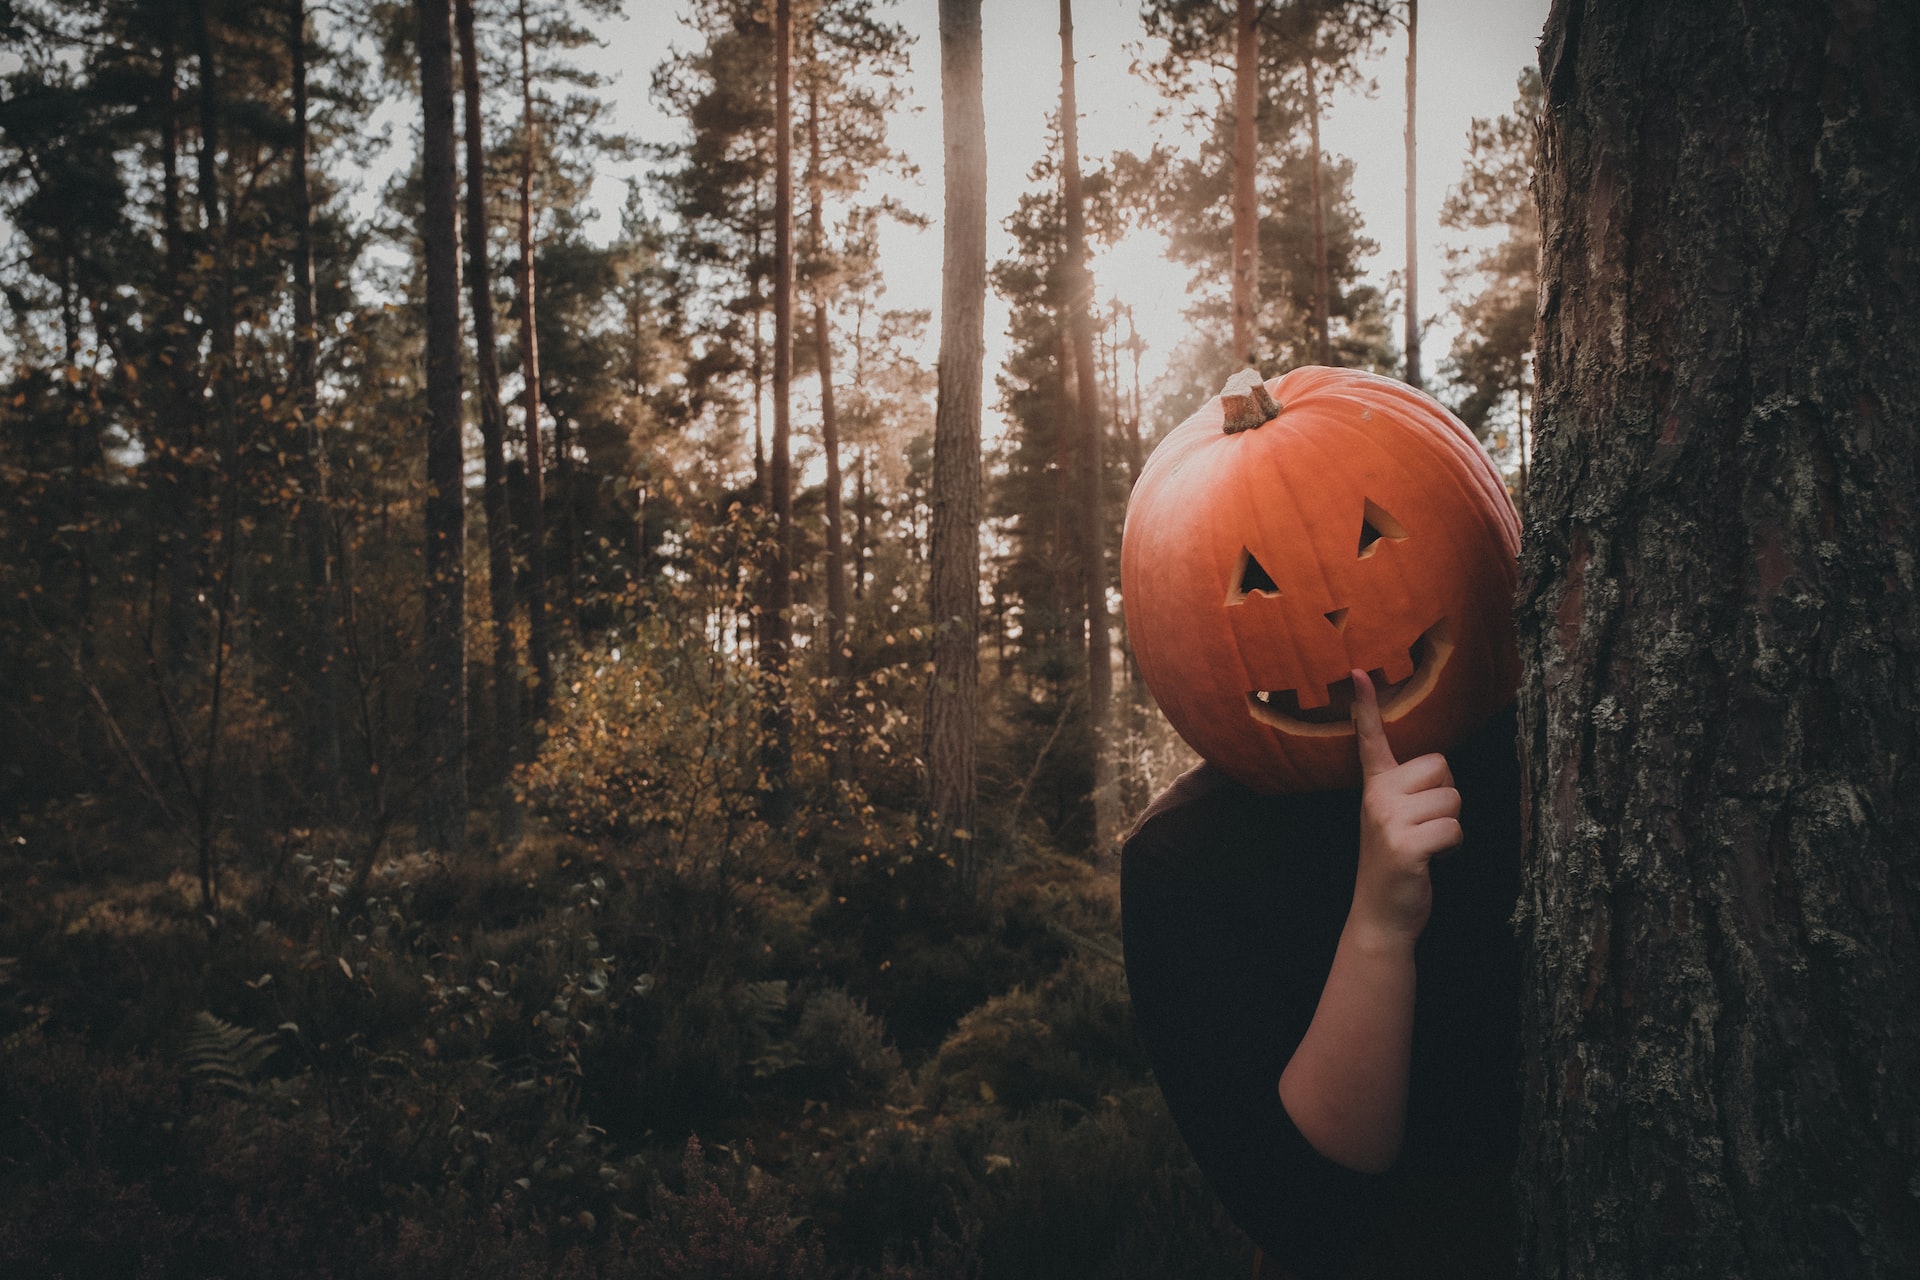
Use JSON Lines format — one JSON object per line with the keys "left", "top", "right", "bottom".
{"left": 1351, "top": 668, "right": 1398, "bottom": 778}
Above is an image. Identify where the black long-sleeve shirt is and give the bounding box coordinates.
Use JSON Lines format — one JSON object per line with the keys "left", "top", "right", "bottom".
{"left": 1120, "top": 709, "right": 1522, "bottom": 1279}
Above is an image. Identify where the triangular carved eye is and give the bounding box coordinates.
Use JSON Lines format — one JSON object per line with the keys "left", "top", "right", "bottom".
{"left": 1358, "top": 499, "right": 1410, "bottom": 558}
{"left": 1235, "top": 548, "right": 1280, "bottom": 598}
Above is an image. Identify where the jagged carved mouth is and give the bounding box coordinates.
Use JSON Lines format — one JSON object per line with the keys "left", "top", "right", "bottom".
{"left": 1246, "top": 620, "right": 1454, "bottom": 738}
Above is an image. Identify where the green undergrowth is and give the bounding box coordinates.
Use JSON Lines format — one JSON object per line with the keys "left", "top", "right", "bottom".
{"left": 0, "top": 802, "right": 1251, "bottom": 1277}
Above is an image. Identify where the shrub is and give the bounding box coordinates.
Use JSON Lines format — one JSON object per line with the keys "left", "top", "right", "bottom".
{"left": 519, "top": 624, "right": 767, "bottom": 854}
{"left": 627, "top": 1136, "right": 830, "bottom": 1280}
{"left": 756, "top": 985, "right": 903, "bottom": 1104}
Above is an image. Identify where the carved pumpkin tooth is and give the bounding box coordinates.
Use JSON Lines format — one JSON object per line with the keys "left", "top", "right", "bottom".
{"left": 1381, "top": 647, "right": 1416, "bottom": 685}
{"left": 1292, "top": 681, "right": 1333, "bottom": 711}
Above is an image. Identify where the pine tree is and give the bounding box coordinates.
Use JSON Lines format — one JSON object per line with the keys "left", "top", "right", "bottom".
{"left": 1134, "top": 0, "right": 1396, "bottom": 377}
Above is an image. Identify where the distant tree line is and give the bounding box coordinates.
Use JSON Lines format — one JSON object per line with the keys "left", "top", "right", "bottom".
{"left": 0, "top": 0, "right": 1535, "bottom": 905}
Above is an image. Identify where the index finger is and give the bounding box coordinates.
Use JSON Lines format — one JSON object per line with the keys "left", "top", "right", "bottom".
{"left": 1350, "top": 668, "right": 1399, "bottom": 778}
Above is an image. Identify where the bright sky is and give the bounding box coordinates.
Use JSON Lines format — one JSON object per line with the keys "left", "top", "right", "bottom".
{"left": 588, "top": 0, "right": 1547, "bottom": 435}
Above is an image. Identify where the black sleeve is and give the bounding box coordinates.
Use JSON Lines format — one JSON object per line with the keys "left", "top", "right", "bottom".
{"left": 1121, "top": 788, "right": 1393, "bottom": 1280}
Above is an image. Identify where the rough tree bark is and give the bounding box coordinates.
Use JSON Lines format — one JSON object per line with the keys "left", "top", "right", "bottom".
{"left": 925, "top": 0, "right": 986, "bottom": 893}
{"left": 1058, "top": 0, "right": 1115, "bottom": 854}
{"left": 1518, "top": 3, "right": 1920, "bottom": 1275}
{"left": 416, "top": 0, "right": 468, "bottom": 854}
{"left": 1231, "top": 0, "right": 1259, "bottom": 367}
{"left": 455, "top": 0, "right": 522, "bottom": 784}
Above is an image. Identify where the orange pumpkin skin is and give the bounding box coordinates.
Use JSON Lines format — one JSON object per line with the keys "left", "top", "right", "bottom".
{"left": 1121, "top": 365, "right": 1520, "bottom": 794}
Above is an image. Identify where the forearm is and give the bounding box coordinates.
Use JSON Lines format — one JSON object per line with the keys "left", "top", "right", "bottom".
{"left": 1277, "top": 919, "right": 1417, "bottom": 1174}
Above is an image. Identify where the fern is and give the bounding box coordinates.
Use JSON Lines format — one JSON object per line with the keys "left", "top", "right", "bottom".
{"left": 734, "top": 980, "right": 790, "bottom": 1036}
{"left": 736, "top": 979, "right": 792, "bottom": 1077}
{"left": 182, "top": 1011, "right": 278, "bottom": 1096}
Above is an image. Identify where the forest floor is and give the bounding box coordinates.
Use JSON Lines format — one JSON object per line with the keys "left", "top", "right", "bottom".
{"left": 0, "top": 805, "right": 1254, "bottom": 1278}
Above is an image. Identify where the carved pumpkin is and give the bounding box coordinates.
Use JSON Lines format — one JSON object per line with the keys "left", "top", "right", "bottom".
{"left": 1120, "top": 365, "right": 1520, "bottom": 794}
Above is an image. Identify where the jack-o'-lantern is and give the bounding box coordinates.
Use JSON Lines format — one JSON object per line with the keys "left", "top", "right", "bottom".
{"left": 1120, "top": 365, "right": 1520, "bottom": 794}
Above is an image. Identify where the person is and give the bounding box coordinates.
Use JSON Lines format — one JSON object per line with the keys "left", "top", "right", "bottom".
{"left": 1121, "top": 669, "right": 1521, "bottom": 1279}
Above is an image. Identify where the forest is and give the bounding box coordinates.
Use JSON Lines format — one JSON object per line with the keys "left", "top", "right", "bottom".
{"left": 3, "top": 0, "right": 1916, "bottom": 1277}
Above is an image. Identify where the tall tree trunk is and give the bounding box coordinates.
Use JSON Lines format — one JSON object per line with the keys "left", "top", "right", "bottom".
{"left": 852, "top": 300, "right": 871, "bottom": 605}
{"left": 760, "top": 0, "right": 796, "bottom": 828}
{"left": 56, "top": 246, "right": 97, "bottom": 775}
{"left": 854, "top": 450, "right": 869, "bottom": 602}
{"left": 456, "top": 0, "right": 522, "bottom": 783}
{"left": 925, "top": 0, "right": 986, "bottom": 892}
{"left": 290, "top": 0, "right": 342, "bottom": 811}
{"left": 752, "top": 266, "right": 766, "bottom": 507}
{"left": 1058, "top": 0, "right": 1116, "bottom": 855}
{"left": 1304, "top": 40, "right": 1332, "bottom": 366}
{"left": 189, "top": 0, "right": 235, "bottom": 464}
{"left": 1519, "top": 4, "right": 1920, "bottom": 1275}
{"left": 190, "top": 0, "right": 243, "bottom": 909}
{"left": 156, "top": 35, "right": 201, "bottom": 674}
{"left": 1230, "top": 0, "right": 1259, "bottom": 367}
{"left": 807, "top": 80, "right": 852, "bottom": 788}
{"left": 1123, "top": 304, "right": 1144, "bottom": 482}
{"left": 1054, "top": 329, "right": 1074, "bottom": 581}
{"left": 416, "top": 0, "right": 468, "bottom": 855}
{"left": 515, "top": 0, "right": 551, "bottom": 727}
{"left": 554, "top": 408, "right": 580, "bottom": 632}
{"left": 1402, "top": 0, "right": 1420, "bottom": 388}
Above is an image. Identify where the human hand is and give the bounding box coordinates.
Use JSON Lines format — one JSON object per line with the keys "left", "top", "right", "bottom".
{"left": 1350, "top": 669, "right": 1462, "bottom": 945}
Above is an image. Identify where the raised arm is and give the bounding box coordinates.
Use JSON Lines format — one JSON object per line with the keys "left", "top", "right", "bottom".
{"left": 1277, "top": 669, "right": 1463, "bottom": 1173}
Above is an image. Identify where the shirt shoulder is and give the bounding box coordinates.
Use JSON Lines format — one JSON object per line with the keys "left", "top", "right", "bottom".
{"left": 1123, "top": 760, "right": 1236, "bottom": 844}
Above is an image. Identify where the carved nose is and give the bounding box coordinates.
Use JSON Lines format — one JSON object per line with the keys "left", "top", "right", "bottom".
{"left": 1325, "top": 608, "right": 1349, "bottom": 632}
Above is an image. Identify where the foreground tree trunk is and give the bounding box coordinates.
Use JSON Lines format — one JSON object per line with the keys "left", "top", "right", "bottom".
{"left": 1519, "top": 4, "right": 1920, "bottom": 1275}
{"left": 925, "top": 0, "right": 986, "bottom": 893}
{"left": 416, "top": 0, "right": 468, "bottom": 854}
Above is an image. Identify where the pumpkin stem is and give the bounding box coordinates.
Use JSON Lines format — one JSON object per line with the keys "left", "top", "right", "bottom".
{"left": 1219, "top": 368, "right": 1281, "bottom": 434}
